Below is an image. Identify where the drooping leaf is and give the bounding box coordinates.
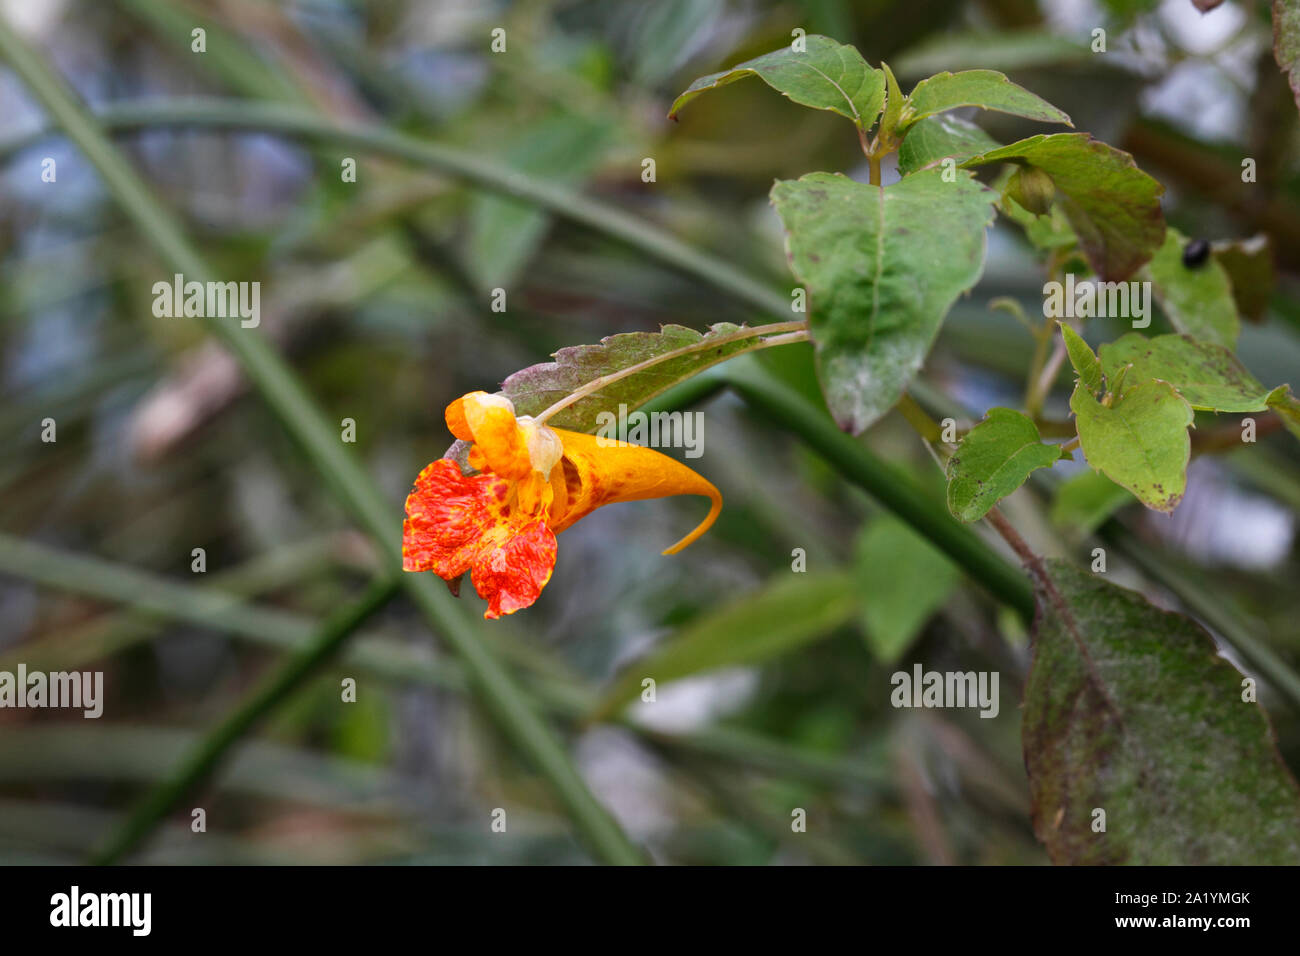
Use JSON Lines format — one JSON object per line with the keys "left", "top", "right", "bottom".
{"left": 903, "top": 70, "right": 1072, "bottom": 130}
{"left": 963, "top": 133, "right": 1165, "bottom": 281}
{"left": 897, "top": 114, "right": 1000, "bottom": 175}
{"left": 1275, "top": 0, "right": 1300, "bottom": 113}
{"left": 854, "top": 515, "right": 959, "bottom": 663}
{"left": 1024, "top": 559, "right": 1300, "bottom": 864}
{"left": 500, "top": 323, "right": 756, "bottom": 432}
{"left": 1059, "top": 323, "right": 1104, "bottom": 394}
{"left": 669, "top": 35, "right": 885, "bottom": 131}
{"left": 590, "top": 573, "right": 858, "bottom": 719}
{"left": 1050, "top": 470, "right": 1134, "bottom": 535}
{"left": 1142, "top": 228, "right": 1239, "bottom": 348}
{"left": 1213, "top": 235, "right": 1274, "bottom": 324}
{"left": 946, "top": 408, "right": 1063, "bottom": 522}
{"left": 1070, "top": 380, "right": 1193, "bottom": 512}
{"left": 1098, "top": 332, "right": 1282, "bottom": 412}
{"left": 770, "top": 169, "right": 996, "bottom": 433}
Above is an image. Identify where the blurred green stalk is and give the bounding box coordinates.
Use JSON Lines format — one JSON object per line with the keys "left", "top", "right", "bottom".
{"left": 0, "top": 19, "right": 642, "bottom": 866}
{"left": 89, "top": 575, "right": 401, "bottom": 865}
{"left": 0, "top": 98, "right": 791, "bottom": 318}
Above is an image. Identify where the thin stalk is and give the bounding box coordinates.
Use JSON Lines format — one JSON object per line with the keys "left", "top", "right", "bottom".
{"left": 1025, "top": 336, "right": 1068, "bottom": 418}
{"left": 0, "top": 98, "right": 791, "bottom": 319}
{"left": 0, "top": 21, "right": 642, "bottom": 866}
{"left": 896, "top": 392, "right": 944, "bottom": 443}
{"left": 90, "top": 575, "right": 401, "bottom": 865}
{"left": 533, "top": 321, "right": 806, "bottom": 425}
{"left": 721, "top": 358, "right": 1036, "bottom": 621}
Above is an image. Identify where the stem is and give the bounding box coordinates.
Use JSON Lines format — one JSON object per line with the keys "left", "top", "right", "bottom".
{"left": 896, "top": 392, "right": 944, "bottom": 443}
{"left": 984, "top": 508, "right": 1043, "bottom": 575}
{"left": 1060, "top": 436, "right": 1081, "bottom": 454}
{"left": 722, "top": 359, "right": 1036, "bottom": 622}
{"left": 0, "top": 98, "right": 791, "bottom": 319}
{"left": 1025, "top": 336, "right": 1068, "bottom": 418}
{"left": 869, "top": 152, "right": 882, "bottom": 186}
{"left": 533, "top": 322, "right": 806, "bottom": 425}
{"left": 90, "top": 575, "right": 401, "bottom": 865}
{"left": 0, "top": 21, "right": 643, "bottom": 866}
{"left": 857, "top": 124, "right": 872, "bottom": 158}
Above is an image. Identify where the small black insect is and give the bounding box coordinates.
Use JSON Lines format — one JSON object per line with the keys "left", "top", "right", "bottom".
{"left": 1182, "top": 238, "right": 1211, "bottom": 268}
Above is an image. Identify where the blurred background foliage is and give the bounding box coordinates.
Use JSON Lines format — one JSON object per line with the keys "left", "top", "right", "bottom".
{"left": 0, "top": 0, "right": 1297, "bottom": 864}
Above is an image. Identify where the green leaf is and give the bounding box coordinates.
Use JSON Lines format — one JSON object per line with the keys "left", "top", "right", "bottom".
{"left": 669, "top": 35, "right": 884, "bottom": 131}
{"left": 964, "top": 133, "right": 1165, "bottom": 281}
{"left": 590, "top": 573, "right": 858, "bottom": 719}
{"left": 770, "top": 169, "right": 996, "bottom": 433}
{"left": 1050, "top": 470, "right": 1134, "bottom": 535}
{"left": 500, "top": 323, "right": 756, "bottom": 432}
{"left": 1024, "top": 559, "right": 1300, "bottom": 864}
{"left": 1098, "top": 332, "right": 1280, "bottom": 412}
{"left": 1213, "top": 235, "right": 1274, "bottom": 324}
{"left": 946, "top": 408, "right": 1063, "bottom": 522}
{"left": 1275, "top": 0, "right": 1300, "bottom": 113}
{"left": 897, "top": 114, "right": 1000, "bottom": 176}
{"left": 1142, "top": 228, "right": 1239, "bottom": 348}
{"left": 1059, "top": 323, "right": 1104, "bottom": 394}
{"left": 854, "top": 515, "right": 959, "bottom": 664}
{"left": 1070, "top": 380, "right": 1192, "bottom": 512}
{"left": 1266, "top": 385, "right": 1300, "bottom": 441}
{"left": 902, "top": 70, "right": 1072, "bottom": 130}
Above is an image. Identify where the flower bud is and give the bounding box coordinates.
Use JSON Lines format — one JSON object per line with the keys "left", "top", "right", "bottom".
{"left": 1007, "top": 165, "right": 1055, "bottom": 216}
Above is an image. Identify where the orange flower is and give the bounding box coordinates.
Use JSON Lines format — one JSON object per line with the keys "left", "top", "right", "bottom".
{"left": 403, "top": 391, "right": 721, "bottom": 619}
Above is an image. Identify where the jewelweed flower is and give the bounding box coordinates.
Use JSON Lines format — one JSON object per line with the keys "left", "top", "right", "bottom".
{"left": 403, "top": 391, "right": 721, "bottom": 619}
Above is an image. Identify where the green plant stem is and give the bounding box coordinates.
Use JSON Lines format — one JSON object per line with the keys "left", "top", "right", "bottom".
{"left": 0, "top": 21, "right": 642, "bottom": 866}
{"left": 0, "top": 97, "right": 791, "bottom": 319}
{"left": 721, "top": 359, "right": 1036, "bottom": 621}
{"left": 89, "top": 575, "right": 401, "bottom": 865}
{"left": 896, "top": 392, "right": 944, "bottom": 443}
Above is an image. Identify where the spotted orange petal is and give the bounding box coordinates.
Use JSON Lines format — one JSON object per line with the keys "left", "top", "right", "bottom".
{"left": 403, "top": 459, "right": 557, "bottom": 618}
